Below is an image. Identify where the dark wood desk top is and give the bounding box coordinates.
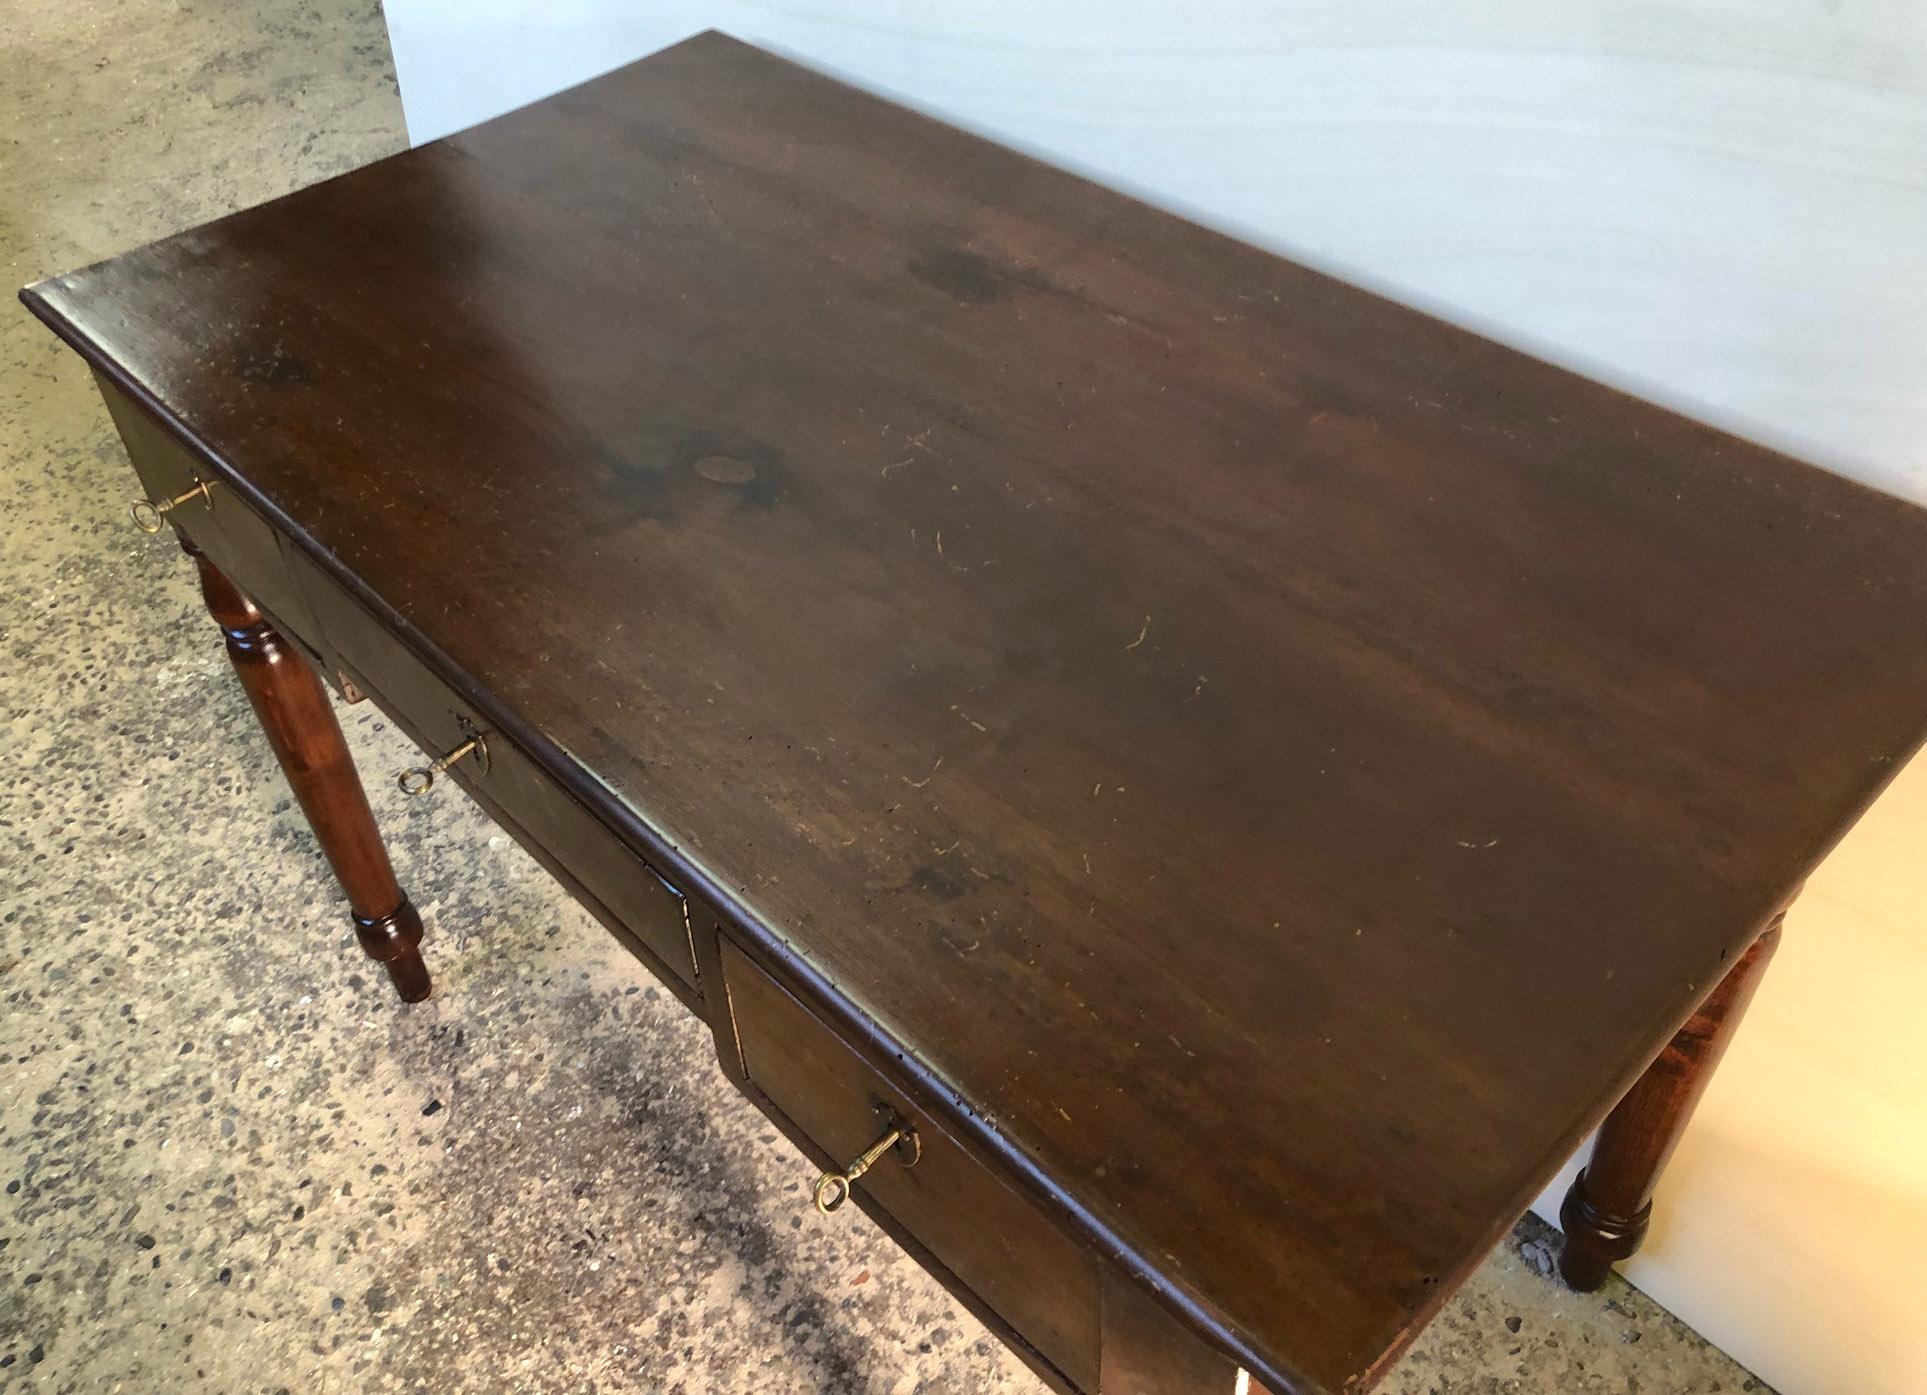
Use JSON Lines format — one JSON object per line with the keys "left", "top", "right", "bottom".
{"left": 25, "top": 31, "right": 1927, "bottom": 1394}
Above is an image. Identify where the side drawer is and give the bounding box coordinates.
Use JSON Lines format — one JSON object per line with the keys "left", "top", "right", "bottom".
{"left": 291, "top": 552, "right": 701, "bottom": 995}
{"left": 98, "top": 375, "right": 322, "bottom": 645}
{"left": 720, "top": 939, "right": 1100, "bottom": 1392}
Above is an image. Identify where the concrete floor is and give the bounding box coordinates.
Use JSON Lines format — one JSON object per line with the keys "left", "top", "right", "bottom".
{"left": 0, "top": 2, "right": 1777, "bottom": 1391}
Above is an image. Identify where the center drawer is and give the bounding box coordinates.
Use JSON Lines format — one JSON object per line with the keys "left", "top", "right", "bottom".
{"left": 288, "top": 551, "right": 701, "bottom": 996}
{"left": 719, "top": 939, "right": 1100, "bottom": 1391}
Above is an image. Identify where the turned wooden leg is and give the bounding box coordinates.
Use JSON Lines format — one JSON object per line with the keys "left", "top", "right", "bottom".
{"left": 1559, "top": 912, "right": 1783, "bottom": 1289}
{"left": 187, "top": 543, "right": 431, "bottom": 1001}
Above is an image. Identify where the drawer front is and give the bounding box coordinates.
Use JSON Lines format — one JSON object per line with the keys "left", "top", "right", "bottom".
{"left": 720, "top": 939, "right": 1100, "bottom": 1391}
{"left": 479, "top": 727, "right": 701, "bottom": 995}
{"left": 292, "top": 554, "right": 701, "bottom": 994}
{"left": 100, "top": 376, "right": 321, "bottom": 644}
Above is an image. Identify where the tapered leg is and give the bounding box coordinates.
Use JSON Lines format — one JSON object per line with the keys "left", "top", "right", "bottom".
{"left": 187, "top": 543, "right": 431, "bottom": 1001}
{"left": 1558, "top": 912, "right": 1783, "bottom": 1289}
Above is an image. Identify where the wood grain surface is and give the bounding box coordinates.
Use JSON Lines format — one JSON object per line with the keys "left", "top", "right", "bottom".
{"left": 23, "top": 32, "right": 1927, "bottom": 1394}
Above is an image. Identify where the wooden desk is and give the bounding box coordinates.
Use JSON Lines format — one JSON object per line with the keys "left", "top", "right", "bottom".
{"left": 23, "top": 31, "right": 1927, "bottom": 1394}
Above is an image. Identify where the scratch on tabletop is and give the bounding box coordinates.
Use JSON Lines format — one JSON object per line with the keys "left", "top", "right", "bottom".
{"left": 950, "top": 704, "right": 987, "bottom": 733}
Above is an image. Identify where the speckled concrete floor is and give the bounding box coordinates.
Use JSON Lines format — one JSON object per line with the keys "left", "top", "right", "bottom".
{"left": 0, "top": 3, "right": 1778, "bottom": 1392}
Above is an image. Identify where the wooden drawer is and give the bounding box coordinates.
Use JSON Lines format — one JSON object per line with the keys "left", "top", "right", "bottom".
{"left": 720, "top": 939, "right": 1100, "bottom": 1391}
{"left": 289, "top": 552, "right": 702, "bottom": 995}
{"left": 100, "top": 376, "right": 322, "bottom": 647}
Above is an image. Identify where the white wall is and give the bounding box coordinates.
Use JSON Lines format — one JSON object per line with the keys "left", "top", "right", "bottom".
{"left": 382, "top": 6, "right": 1927, "bottom": 1392}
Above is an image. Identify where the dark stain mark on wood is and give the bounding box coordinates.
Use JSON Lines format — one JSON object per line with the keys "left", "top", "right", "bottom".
{"left": 909, "top": 864, "right": 969, "bottom": 900}
{"left": 679, "top": 429, "right": 784, "bottom": 508}
{"left": 909, "top": 247, "right": 1010, "bottom": 306}
{"left": 589, "top": 425, "right": 787, "bottom": 523}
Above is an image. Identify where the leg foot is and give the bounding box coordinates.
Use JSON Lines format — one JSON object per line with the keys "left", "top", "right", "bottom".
{"left": 356, "top": 898, "right": 431, "bottom": 1002}
{"left": 1558, "top": 914, "right": 1783, "bottom": 1289}
{"left": 188, "top": 543, "right": 432, "bottom": 1002}
{"left": 1557, "top": 1169, "right": 1648, "bottom": 1291}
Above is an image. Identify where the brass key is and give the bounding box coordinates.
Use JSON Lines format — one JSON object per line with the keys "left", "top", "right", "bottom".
{"left": 129, "top": 477, "right": 214, "bottom": 532}
{"left": 398, "top": 733, "right": 488, "bottom": 795}
{"left": 814, "top": 1119, "right": 919, "bottom": 1214}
